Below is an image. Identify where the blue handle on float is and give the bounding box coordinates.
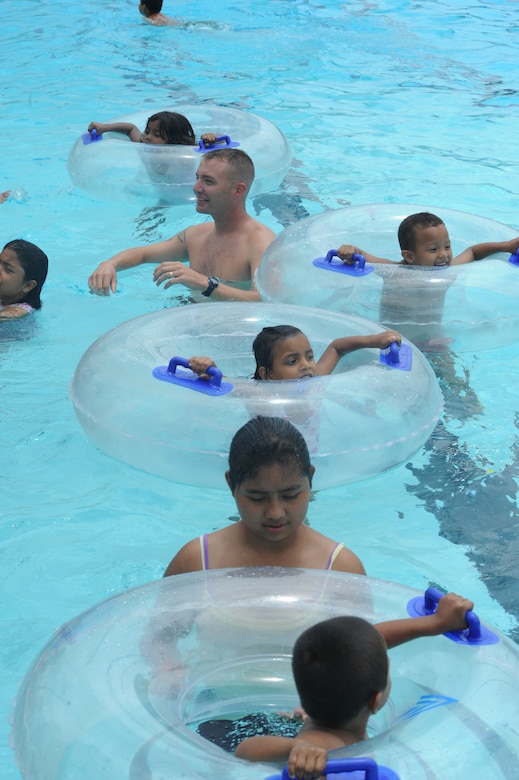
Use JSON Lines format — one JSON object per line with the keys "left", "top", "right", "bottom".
{"left": 508, "top": 251, "right": 519, "bottom": 267}
{"left": 407, "top": 586, "right": 499, "bottom": 646}
{"left": 263, "top": 757, "right": 400, "bottom": 780}
{"left": 379, "top": 341, "right": 412, "bottom": 372}
{"left": 195, "top": 134, "right": 240, "bottom": 152}
{"left": 312, "top": 250, "right": 374, "bottom": 277}
{"left": 152, "top": 356, "right": 234, "bottom": 396}
{"left": 82, "top": 129, "right": 103, "bottom": 145}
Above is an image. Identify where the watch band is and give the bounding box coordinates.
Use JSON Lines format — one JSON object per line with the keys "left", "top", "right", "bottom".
{"left": 201, "top": 276, "right": 220, "bottom": 297}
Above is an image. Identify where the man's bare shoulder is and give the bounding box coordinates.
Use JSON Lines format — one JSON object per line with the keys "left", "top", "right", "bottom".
{"left": 248, "top": 216, "right": 276, "bottom": 240}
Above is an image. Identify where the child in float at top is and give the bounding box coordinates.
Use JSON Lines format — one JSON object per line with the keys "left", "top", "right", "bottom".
{"left": 188, "top": 324, "right": 402, "bottom": 382}
{"left": 336, "top": 211, "right": 519, "bottom": 267}
{"left": 234, "top": 604, "right": 473, "bottom": 777}
{"left": 138, "top": 0, "right": 177, "bottom": 26}
{"left": 87, "top": 110, "right": 218, "bottom": 148}
{"left": 0, "top": 239, "right": 49, "bottom": 320}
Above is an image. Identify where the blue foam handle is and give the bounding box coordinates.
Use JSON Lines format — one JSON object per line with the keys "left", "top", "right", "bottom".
{"left": 379, "top": 342, "right": 412, "bottom": 371}
{"left": 264, "top": 757, "right": 400, "bottom": 780}
{"left": 313, "top": 250, "right": 374, "bottom": 277}
{"left": 195, "top": 134, "right": 240, "bottom": 152}
{"left": 152, "top": 356, "right": 233, "bottom": 396}
{"left": 508, "top": 251, "right": 519, "bottom": 267}
{"left": 82, "top": 129, "right": 103, "bottom": 145}
{"left": 407, "top": 586, "right": 499, "bottom": 646}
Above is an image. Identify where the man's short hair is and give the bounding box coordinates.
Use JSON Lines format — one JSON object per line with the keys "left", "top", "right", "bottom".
{"left": 202, "top": 148, "right": 255, "bottom": 192}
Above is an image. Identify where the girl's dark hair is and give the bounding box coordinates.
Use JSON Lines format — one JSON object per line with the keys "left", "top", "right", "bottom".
{"left": 397, "top": 212, "right": 445, "bottom": 251}
{"left": 4, "top": 239, "right": 48, "bottom": 309}
{"left": 147, "top": 111, "right": 196, "bottom": 145}
{"left": 253, "top": 325, "right": 304, "bottom": 380}
{"left": 227, "top": 416, "right": 313, "bottom": 491}
{"left": 292, "top": 616, "right": 388, "bottom": 728}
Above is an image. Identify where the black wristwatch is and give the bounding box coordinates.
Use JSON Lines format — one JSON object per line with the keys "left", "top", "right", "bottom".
{"left": 201, "top": 275, "right": 220, "bottom": 297}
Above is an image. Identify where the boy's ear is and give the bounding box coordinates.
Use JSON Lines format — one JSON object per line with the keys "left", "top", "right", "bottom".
{"left": 257, "top": 366, "right": 268, "bottom": 380}
{"left": 369, "top": 691, "right": 384, "bottom": 714}
{"left": 225, "top": 470, "right": 233, "bottom": 491}
{"left": 401, "top": 249, "right": 414, "bottom": 264}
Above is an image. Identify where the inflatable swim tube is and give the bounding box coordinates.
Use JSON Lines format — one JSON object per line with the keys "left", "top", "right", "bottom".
{"left": 256, "top": 204, "right": 519, "bottom": 352}
{"left": 10, "top": 568, "right": 519, "bottom": 780}
{"left": 70, "top": 302, "right": 442, "bottom": 490}
{"left": 67, "top": 105, "right": 292, "bottom": 204}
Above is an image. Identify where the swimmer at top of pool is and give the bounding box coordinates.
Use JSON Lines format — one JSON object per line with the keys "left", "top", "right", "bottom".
{"left": 0, "top": 239, "right": 48, "bottom": 320}
{"left": 187, "top": 323, "right": 402, "bottom": 381}
{"left": 164, "top": 415, "right": 367, "bottom": 577}
{"left": 337, "top": 211, "right": 519, "bottom": 268}
{"left": 88, "top": 110, "right": 218, "bottom": 148}
{"left": 138, "top": 0, "right": 177, "bottom": 26}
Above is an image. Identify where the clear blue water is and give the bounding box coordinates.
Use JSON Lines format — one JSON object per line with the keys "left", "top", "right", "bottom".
{"left": 2, "top": 0, "right": 518, "bottom": 777}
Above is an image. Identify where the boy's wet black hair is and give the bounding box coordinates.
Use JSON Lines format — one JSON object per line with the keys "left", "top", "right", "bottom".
{"left": 397, "top": 212, "right": 445, "bottom": 252}
{"left": 142, "top": 0, "right": 163, "bottom": 14}
{"left": 292, "top": 616, "right": 388, "bottom": 727}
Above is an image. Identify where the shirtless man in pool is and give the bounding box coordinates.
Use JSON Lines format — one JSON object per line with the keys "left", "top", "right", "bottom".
{"left": 87, "top": 149, "right": 275, "bottom": 302}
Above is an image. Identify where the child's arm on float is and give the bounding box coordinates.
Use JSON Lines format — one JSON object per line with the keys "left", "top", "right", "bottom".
{"left": 375, "top": 592, "right": 473, "bottom": 649}
{"left": 337, "top": 243, "right": 396, "bottom": 265}
{"left": 87, "top": 121, "right": 142, "bottom": 142}
{"left": 452, "top": 237, "right": 519, "bottom": 265}
{"left": 316, "top": 330, "right": 402, "bottom": 375}
{"left": 236, "top": 731, "right": 333, "bottom": 778}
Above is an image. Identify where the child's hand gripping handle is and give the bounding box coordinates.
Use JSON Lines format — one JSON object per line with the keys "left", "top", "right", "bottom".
{"left": 197, "top": 135, "right": 240, "bottom": 151}
{"left": 167, "top": 356, "right": 223, "bottom": 388}
{"left": 423, "top": 586, "right": 481, "bottom": 640}
{"left": 407, "top": 586, "right": 499, "bottom": 645}
{"left": 312, "top": 250, "right": 374, "bottom": 277}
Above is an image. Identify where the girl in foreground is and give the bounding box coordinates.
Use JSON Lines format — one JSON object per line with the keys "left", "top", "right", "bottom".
{"left": 188, "top": 324, "right": 402, "bottom": 381}
{"left": 164, "top": 416, "right": 365, "bottom": 576}
{"left": 0, "top": 239, "right": 48, "bottom": 320}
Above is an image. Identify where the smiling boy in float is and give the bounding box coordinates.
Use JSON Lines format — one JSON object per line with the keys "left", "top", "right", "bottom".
{"left": 337, "top": 212, "right": 519, "bottom": 267}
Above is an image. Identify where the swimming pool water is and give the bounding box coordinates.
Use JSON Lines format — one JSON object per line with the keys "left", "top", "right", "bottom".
{"left": 2, "top": 0, "right": 518, "bottom": 777}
